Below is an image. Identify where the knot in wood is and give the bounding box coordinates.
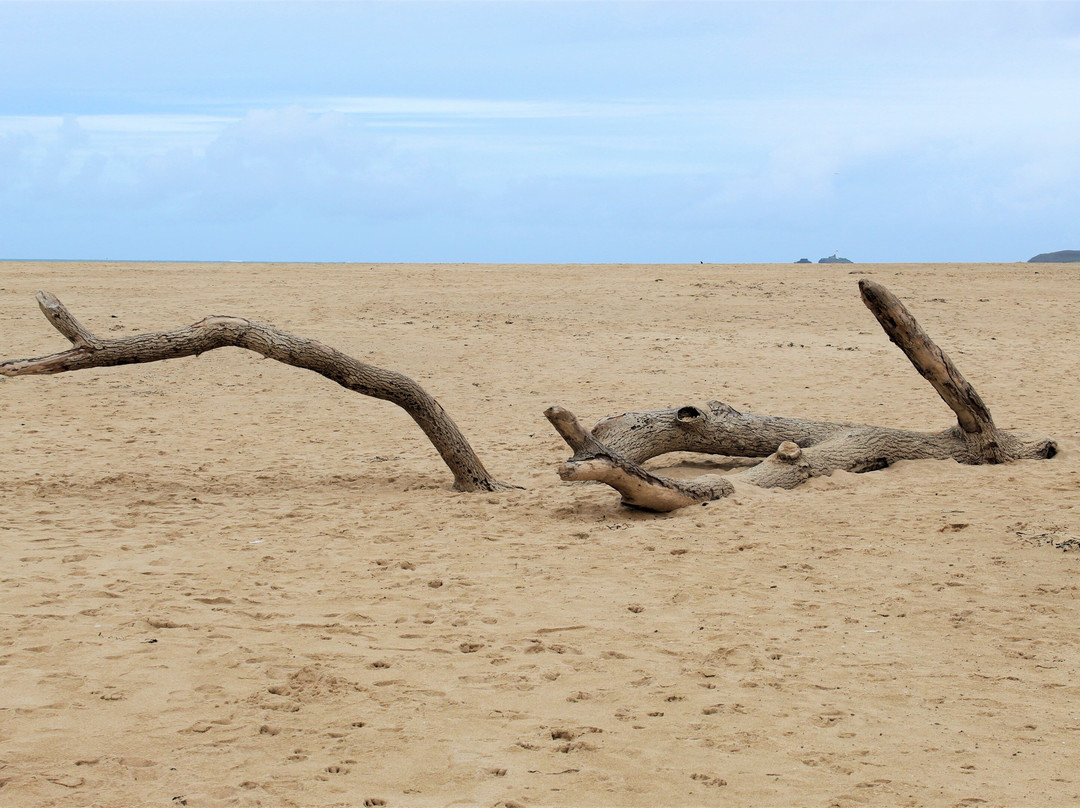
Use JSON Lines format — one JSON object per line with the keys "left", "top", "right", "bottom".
{"left": 776, "top": 441, "right": 802, "bottom": 463}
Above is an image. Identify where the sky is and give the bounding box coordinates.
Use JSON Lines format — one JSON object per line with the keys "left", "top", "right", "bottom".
{"left": 0, "top": 1, "right": 1078, "bottom": 263}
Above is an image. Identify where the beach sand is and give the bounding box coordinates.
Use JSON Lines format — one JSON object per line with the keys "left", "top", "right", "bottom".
{"left": 1, "top": 261, "right": 1078, "bottom": 807}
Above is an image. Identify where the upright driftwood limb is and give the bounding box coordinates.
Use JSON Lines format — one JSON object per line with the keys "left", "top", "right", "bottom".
{"left": 858, "top": 279, "right": 993, "bottom": 435}
{"left": 547, "top": 280, "right": 1056, "bottom": 510}
{"left": 1, "top": 292, "right": 514, "bottom": 493}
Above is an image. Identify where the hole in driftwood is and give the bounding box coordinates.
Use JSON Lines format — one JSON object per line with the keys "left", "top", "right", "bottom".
{"left": 677, "top": 406, "right": 704, "bottom": 422}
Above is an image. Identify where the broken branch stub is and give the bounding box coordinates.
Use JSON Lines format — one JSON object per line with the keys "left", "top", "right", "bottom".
{"left": 1, "top": 292, "right": 514, "bottom": 493}
{"left": 547, "top": 280, "right": 1056, "bottom": 511}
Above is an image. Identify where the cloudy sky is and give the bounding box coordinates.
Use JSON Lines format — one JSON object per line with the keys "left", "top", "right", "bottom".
{"left": 1, "top": 1, "right": 1078, "bottom": 263}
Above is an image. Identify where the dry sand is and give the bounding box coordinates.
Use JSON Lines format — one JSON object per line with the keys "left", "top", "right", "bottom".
{"left": 1, "top": 261, "right": 1078, "bottom": 807}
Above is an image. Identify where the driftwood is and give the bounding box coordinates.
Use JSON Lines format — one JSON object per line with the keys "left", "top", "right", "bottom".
{"left": 545, "top": 279, "right": 1056, "bottom": 511}
{"left": 0, "top": 280, "right": 1057, "bottom": 510}
{"left": 545, "top": 405, "right": 735, "bottom": 510}
{"left": 0, "top": 292, "right": 514, "bottom": 492}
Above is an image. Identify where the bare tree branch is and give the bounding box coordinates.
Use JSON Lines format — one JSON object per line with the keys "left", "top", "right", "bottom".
{"left": 859, "top": 279, "right": 993, "bottom": 435}
{"left": 1, "top": 292, "right": 515, "bottom": 493}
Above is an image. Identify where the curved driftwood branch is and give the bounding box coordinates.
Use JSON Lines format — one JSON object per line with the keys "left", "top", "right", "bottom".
{"left": 1, "top": 292, "right": 514, "bottom": 493}
{"left": 547, "top": 280, "right": 1056, "bottom": 510}
{"left": 545, "top": 406, "right": 733, "bottom": 511}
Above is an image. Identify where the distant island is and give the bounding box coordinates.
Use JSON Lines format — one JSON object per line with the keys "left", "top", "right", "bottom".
{"left": 795, "top": 258, "right": 811, "bottom": 264}
{"left": 818, "top": 253, "right": 853, "bottom": 264}
{"left": 1028, "top": 250, "right": 1080, "bottom": 263}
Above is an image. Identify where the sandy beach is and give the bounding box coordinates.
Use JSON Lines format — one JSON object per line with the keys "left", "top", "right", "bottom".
{"left": 1, "top": 260, "right": 1078, "bottom": 807}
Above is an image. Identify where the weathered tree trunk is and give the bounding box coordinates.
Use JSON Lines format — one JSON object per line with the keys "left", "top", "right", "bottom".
{"left": 0, "top": 292, "right": 514, "bottom": 493}
{"left": 546, "top": 279, "right": 1056, "bottom": 511}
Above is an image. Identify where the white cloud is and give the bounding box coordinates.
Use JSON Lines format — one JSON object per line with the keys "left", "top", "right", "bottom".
{"left": 310, "top": 96, "right": 683, "bottom": 121}
{"left": 1, "top": 67, "right": 1078, "bottom": 261}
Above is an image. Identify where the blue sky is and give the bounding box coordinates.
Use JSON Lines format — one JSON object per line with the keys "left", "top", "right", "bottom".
{"left": 1, "top": 1, "right": 1078, "bottom": 263}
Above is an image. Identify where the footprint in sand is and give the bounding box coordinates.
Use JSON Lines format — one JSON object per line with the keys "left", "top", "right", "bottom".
{"left": 812, "top": 710, "right": 847, "bottom": 727}
{"left": 47, "top": 776, "right": 85, "bottom": 788}
{"left": 691, "top": 773, "right": 727, "bottom": 787}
